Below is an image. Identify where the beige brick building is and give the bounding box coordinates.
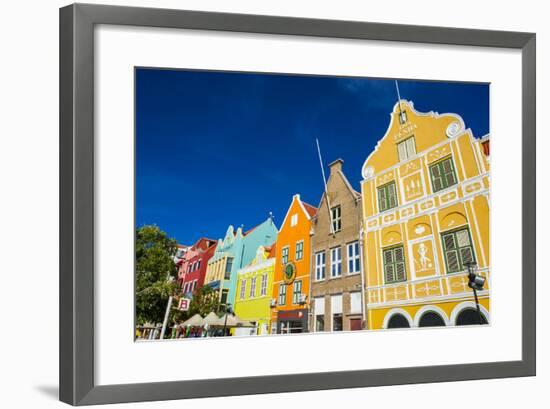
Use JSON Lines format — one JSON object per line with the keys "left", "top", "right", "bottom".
{"left": 310, "top": 159, "right": 365, "bottom": 332}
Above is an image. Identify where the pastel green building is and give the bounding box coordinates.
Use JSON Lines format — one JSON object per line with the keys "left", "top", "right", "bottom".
{"left": 233, "top": 244, "right": 277, "bottom": 336}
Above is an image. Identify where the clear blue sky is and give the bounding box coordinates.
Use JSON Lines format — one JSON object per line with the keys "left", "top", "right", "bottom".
{"left": 136, "top": 68, "right": 489, "bottom": 245}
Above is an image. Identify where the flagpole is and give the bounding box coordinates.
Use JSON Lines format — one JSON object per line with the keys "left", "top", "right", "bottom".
{"left": 316, "top": 138, "right": 335, "bottom": 236}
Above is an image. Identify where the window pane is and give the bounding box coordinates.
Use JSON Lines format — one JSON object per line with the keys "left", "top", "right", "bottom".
{"left": 460, "top": 247, "right": 474, "bottom": 265}
{"left": 384, "top": 249, "right": 393, "bottom": 264}
{"left": 385, "top": 264, "right": 395, "bottom": 283}
{"left": 394, "top": 247, "right": 404, "bottom": 262}
{"left": 446, "top": 250, "right": 459, "bottom": 272}
{"left": 456, "top": 229, "right": 471, "bottom": 247}
{"left": 443, "top": 234, "right": 456, "bottom": 250}
{"left": 395, "top": 262, "right": 406, "bottom": 281}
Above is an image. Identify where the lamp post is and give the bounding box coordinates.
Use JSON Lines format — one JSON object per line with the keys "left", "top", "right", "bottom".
{"left": 221, "top": 303, "right": 233, "bottom": 336}
{"left": 465, "top": 261, "right": 486, "bottom": 325}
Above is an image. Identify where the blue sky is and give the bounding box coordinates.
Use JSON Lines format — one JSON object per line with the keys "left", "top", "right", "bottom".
{"left": 136, "top": 68, "right": 489, "bottom": 245}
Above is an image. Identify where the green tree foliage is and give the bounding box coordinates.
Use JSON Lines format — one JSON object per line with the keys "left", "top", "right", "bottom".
{"left": 135, "top": 225, "right": 178, "bottom": 326}
{"left": 188, "top": 286, "right": 221, "bottom": 317}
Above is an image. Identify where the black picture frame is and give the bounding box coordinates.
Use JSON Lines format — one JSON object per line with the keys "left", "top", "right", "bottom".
{"left": 59, "top": 3, "right": 536, "bottom": 406}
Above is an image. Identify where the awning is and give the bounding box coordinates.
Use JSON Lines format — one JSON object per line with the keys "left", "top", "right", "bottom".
{"left": 180, "top": 313, "right": 204, "bottom": 327}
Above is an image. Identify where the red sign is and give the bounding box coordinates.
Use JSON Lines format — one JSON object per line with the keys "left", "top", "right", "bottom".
{"left": 178, "top": 298, "right": 190, "bottom": 311}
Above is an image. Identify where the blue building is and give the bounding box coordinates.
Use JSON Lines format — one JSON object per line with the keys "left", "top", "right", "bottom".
{"left": 203, "top": 216, "right": 277, "bottom": 307}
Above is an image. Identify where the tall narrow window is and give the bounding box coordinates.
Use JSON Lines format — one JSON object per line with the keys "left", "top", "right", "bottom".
{"left": 383, "top": 246, "right": 407, "bottom": 283}
{"left": 442, "top": 227, "right": 476, "bottom": 273}
{"left": 278, "top": 284, "right": 286, "bottom": 306}
{"left": 330, "top": 247, "right": 342, "bottom": 278}
{"left": 430, "top": 156, "right": 458, "bottom": 192}
{"left": 377, "top": 182, "right": 398, "bottom": 212}
{"left": 331, "top": 205, "right": 342, "bottom": 232}
{"left": 281, "top": 247, "right": 289, "bottom": 264}
{"left": 224, "top": 258, "right": 233, "bottom": 280}
{"left": 347, "top": 241, "right": 360, "bottom": 274}
{"left": 295, "top": 241, "right": 304, "bottom": 260}
{"left": 239, "top": 279, "right": 246, "bottom": 300}
{"left": 315, "top": 251, "right": 326, "bottom": 280}
{"left": 292, "top": 280, "right": 302, "bottom": 304}
{"left": 260, "top": 273, "right": 267, "bottom": 296}
{"left": 249, "top": 277, "right": 257, "bottom": 298}
{"left": 397, "top": 136, "right": 416, "bottom": 162}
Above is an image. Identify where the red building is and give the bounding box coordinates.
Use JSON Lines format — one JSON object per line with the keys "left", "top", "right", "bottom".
{"left": 178, "top": 238, "right": 217, "bottom": 298}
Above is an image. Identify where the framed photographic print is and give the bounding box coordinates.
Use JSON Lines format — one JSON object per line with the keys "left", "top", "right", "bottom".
{"left": 59, "top": 3, "right": 536, "bottom": 406}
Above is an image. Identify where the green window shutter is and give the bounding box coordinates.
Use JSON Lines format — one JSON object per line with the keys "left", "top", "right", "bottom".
{"left": 383, "top": 246, "right": 406, "bottom": 284}
{"left": 430, "top": 157, "right": 458, "bottom": 193}
{"left": 442, "top": 228, "right": 476, "bottom": 274}
{"left": 388, "top": 183, "right": 397, "bottom": 209}
{"left": 378, "top": 186, "right": 387, "bottom": 212}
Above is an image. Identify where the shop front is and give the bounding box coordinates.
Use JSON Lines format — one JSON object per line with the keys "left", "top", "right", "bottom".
{"left": 276, "top": 308, "right": 308, "bottom": 334}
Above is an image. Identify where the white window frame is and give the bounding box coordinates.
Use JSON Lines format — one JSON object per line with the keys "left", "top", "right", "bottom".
{"left": 295, "top": 240, "right": 304, "bottom": 261}
{"left": 292, "top": 280, "right": 302, "bottom": 304}
{"left": 347, "top": 241, "right": 360, "bottom": 274}
{"left": 249, "top": 277, "right": 257, "bottom": 298}
{"left": 330, "top": 247, "right": 342, "bottom": 278}
{"left": 315, "top": 251, "right": 326, "bottom": 281}
{"left": 260, "top": 273, "right": 267, "bottom": 296}
{"left": 290, "top": 213, "right": 298, "bottom": 227}
{"left": 278, "top": 284, "right": 286, "bottom": 305}
{"left": 239, "top": 279, "right": 246, "bottom": 300}
{"left": 397, "top": 136, "right": 416, "bottom": 162}
{"left": 331, "top": 205, "right": 342, "bottom": 233}
{"left": 281, "top": 246, "right": 289, "bottom": 265}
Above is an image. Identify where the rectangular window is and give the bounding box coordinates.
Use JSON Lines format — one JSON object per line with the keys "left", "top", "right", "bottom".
{"left": 331, "top": 206, "right": 342, "bottom": 232}
{"left": 292, "top": 280, "right": 302, "bottom": 304}
{"left": 290, "top": 213, "right": 298, "bottom": 226}
{"left": 377, "top": 182, "right": 398, "bottom": 212}
{"left": 249, "top": 277, "right": 257, "bottom": 298}
{"left": 295, "top": 241, "right": 304, "bottom": 260}
{"left": 316, "top": 315, "right": 325, "bottom": 332}
{"left": 239, "top": 279, "right": 246, "bottom": 300}
{"left": 196, "top": 260, "right": 201, "bottom": 270}
{"left": 281, "top": 247, "right": 289, "bottom": 265}
{"left": 221, "top": 289, "right": 228, "bottom": 304}
{"left": 278, "top": 284, "right": 286, "bottom": 306}
{"left": 330, "top": 247, "right": 342, "bottom": 278}
{"left": 442, "top": 227, "right": 476, "bottom": 273}
{"left": 224, "top": 258, "right": 233, "bottom": 280}
{"left": 383, "top": 246, "right": 407, "bottom": 283}
{"left": 430, "top": 156, "right": 458, "bottom": 192}
{"left": 315, "top": 252, "right": 326, "bottom": 281}
{"left": 332, "top": 314, "right": 343, "bottom": 331}
{"left": 347, "top": 241, "right": 360, "bottom": 274}
{"left": 397, "top": 136, "right": 416, "bottom": 161}
{"left": 350, "top": 292, "right": 362, "bottom": 314}
{"left": 260, "top": 274, "right": 267, "bottom": 296}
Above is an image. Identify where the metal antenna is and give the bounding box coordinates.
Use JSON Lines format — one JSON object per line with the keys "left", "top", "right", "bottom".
{"left": 316, "top": 138, "right": 335, "bottom": 236}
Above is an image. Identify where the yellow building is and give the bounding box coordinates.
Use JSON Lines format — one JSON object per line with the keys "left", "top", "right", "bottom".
{"left": 233, "top": 244, "right": 277, "bottom": 336}
{"left": 360, "top": 100, "right": 490, "bottom": 329}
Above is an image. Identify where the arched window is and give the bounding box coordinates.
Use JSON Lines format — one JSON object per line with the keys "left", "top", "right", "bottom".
{"left": 387, "top": 314, "right": 410, "bottom": 329}
{"left": 456, "top": 308, "right": 488, "bottom": 325}
{"left": 418, "top": 311, "right": 446, "bottom": 327}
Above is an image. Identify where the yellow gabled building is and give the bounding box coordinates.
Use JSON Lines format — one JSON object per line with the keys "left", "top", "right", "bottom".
{"left": 233, "top": 244, "right": 276, "bottom": 336}
{"left": 361, "top": 100, "right": 490, "bottom": 330}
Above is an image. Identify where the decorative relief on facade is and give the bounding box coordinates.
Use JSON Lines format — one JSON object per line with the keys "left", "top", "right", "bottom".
{"left": 399, "top": 158, "right": 421, "bottom": 177}
{"left": 446, "top": 121, "right": 464, "bottom": 138}
{"left": 402, "top": 172, "right": 424, "bottom": 201}
{"left": 411, "top": 240, "right": 437, "bottom": 278}
{"left": 401, "top": 206, "right": 414, "bottom": 218}
{"left": 368, "top": 219, "right": 378, "bottom": 228}
{"left": 439, "top": 190, "right": 457, "bottom": 204}
{"left": 383, "top": 213, "right": 396, "bottom": 224}
{"left": 419, "top": 200, "right": 434, "bottom": 211}
{"left": 427, "top": 145, "right": 450, "bottom": 164}
{"left": 393, "top": 122, "right": 418, "bottom": 142}
{"left": 464, "top": 181, "right": 482, "bottom": 194}
{"left": 377, "top": 171, "right": 395, "bottom": 186}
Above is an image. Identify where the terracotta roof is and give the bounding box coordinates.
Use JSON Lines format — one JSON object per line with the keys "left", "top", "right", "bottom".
{"left": 266, "top": 242, "right": 277, "bottom": 258}
{"left": 301, "top": 202, "right": 318, "bottom": 218}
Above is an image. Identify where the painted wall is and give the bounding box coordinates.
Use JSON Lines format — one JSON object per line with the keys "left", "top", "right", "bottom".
{"left": 360, "top": 100, "right": 490, "bottom": 329}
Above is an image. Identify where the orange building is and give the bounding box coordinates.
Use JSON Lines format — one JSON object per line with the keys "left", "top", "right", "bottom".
{"left": 271, "top": 194, "right": 317, "bottom": 334}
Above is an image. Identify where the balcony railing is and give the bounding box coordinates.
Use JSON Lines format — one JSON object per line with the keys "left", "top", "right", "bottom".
{"left": 367, "top": 267, "right": 490, "bottom": 306}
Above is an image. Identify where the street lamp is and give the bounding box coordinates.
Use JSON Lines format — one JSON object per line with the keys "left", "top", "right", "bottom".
{"left": 465, "top": 261, "right": 486, "bottom": 325}
{"left": 221, "top": 303, "right": 234, "bottom": 336}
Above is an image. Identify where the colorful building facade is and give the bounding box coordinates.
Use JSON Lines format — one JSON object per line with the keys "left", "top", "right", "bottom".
{"left": 271, "top": 194, "right": 317, "bottom": 334}
{"left": 179, "top": 238, "right": 217, "bottom": 298}
{"left": 204, "top": 216, "right": 277, "bottom": 307}
{"left": 233, "top": 244, "right": 277, "bottom": 336}
{"left": 360, "top": 100, "right": 490, "bottom": 329}
{"left": 310, "top": 159, "right": 365, "bottom": 332}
